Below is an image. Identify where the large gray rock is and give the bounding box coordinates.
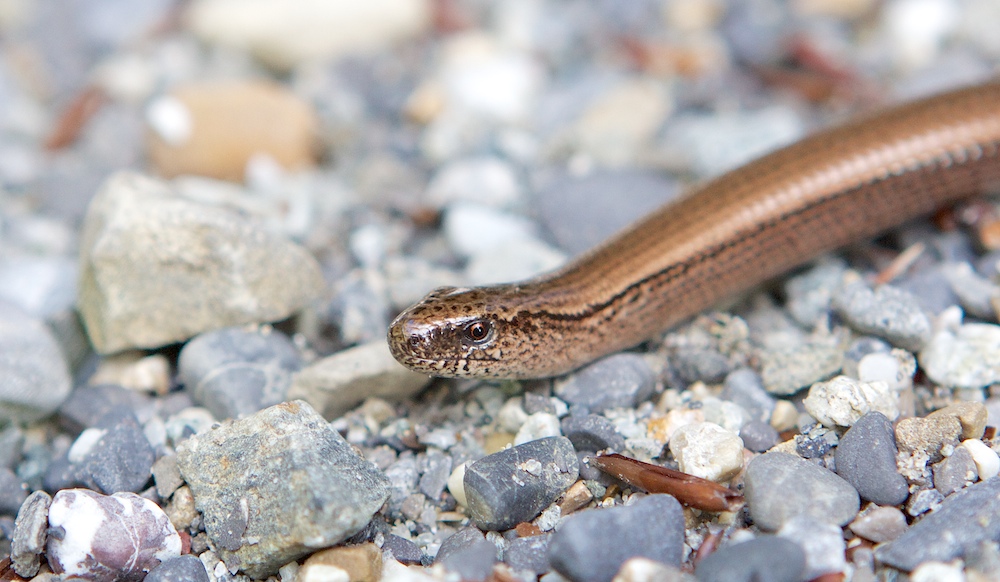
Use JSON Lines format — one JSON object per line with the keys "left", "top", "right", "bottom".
{"left": 176, "top": 400, "right": 389, "bottom": 578}
{"left": 744, "top": 452, "right": 860, "bottom": 531}
{"left": 77, "top": 171, "right": 324, "bottom": 353}
{"left": 0, "top": 301, "right": 72, "bottom": 424}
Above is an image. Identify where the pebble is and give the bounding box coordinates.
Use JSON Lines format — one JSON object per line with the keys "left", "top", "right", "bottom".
{"left": 435, "top": 527, "right": 497, "bottom": 580}
{"left": 418, "top": 448, "right": 452, "bottom": 501}
{"left": 831, "top": 280, "right": 932, "bottom": 352}
{"left": 186, "top": 0, "right": 431, "bottom": 70}
{"left": 151, "top": 455, "right": 183, "bottom": 500}
{"left": 668, "top": 422, "right": 744, "bottom": 482}
{"left": 424, "top": 156, "right": 521, "bottom": 210}
{"left": 554, "top": 354, "right": 656, "bottom": 414}
{"left": 0, "top": 255, "right": 78, "bottom": 319}
{"left": 288, "top": 340, "right": 432, "bottom": 420}
{"left": 145, "top": 555, "right": 211, "bottom": 582}
{"left": 919, "top": 322, "right": 1000, "bottom": 389}
{"left": 46, "top": 489, "right": 181, "bottom": 581}
{"left": 464, "top": 236, "right": 568, "bottom": 285}
{"left": 89, "top": 352, "right": 172, "bottom": 395}
{"left": 738, "top": 420, "right": 779, "bottom": 452}
{"left": 175, "top": 401, "right": 390, "bottom": 578}
{"left": 560, "top": 414, "right": 626, "bottom": 453}
{"left": 895, "top": 414, "right": 962, "bottom": 462}
{"left": 0, "top": 467, "right": 26, "bottom": 515}
{"left": 834, "top": 411, "right": 909, "bottom": 506}
{"left": 572, "top": 77, "right": 672, "bottom": 167}
{"left": 693, "top": 535, "right": 805, "bottom": 582}
{"left": 10, "top": 490, "right": 51, "bottom": 578}
{"left": 77, "top": 171, "right": 325, "bottom": 353}
{"left": 548, "top": 494, "right": 684, "bottom": 582}
{"left": 69, "top": 408, "right": 156, "bottom": 494}
{"left": 803, "top": 376, "right": 898, "bottom": 428}
{"left": 933, "top": 445, "right": 978, "bottom": 496}
{"left": 616, "top": 558, "right": 696, "bottom": 582}
{"left": 928, "top": 401, "right": 989, "bottom": 440}
{"left": 758, "top": 333, "right": 843, "bottom": 395}
{"left": 463, "top": 436, "right": 578, "bottom": 531}
{"left": 0, "top": 301, "right": 72, "bottom": 424}
{"left": 907, "top": 487, "right": 945, "bottom": 517}
{"left": 720, "top": 368, "right": 775, "bottom": 423}
{"left": 514, "top": 412, "right": 562, "bottom": 445}
{"left": 442, "top": 202, "right": 540, "bottom": 260}
{"left": 777, "top": 515, "right": 846, "bottom": 580}
{"left": 503, "top": 533, "right": 551, "bottom": 575}
{"left": 299, "top": 544, "right": 383, "bottom": 582}
{"left": 178, "top": 326, "right": 302, "bottom": 419}
{"left": 876, "top": 478, "right": 1000, "bottom": 571}
{"left": 783, "top": 259, "right": 848, "bottom": 328}
{"left": 941, "top": 261, "right": 1000, "bottom": 319}
{"left": 670, "top": 347, "right": 732, "bottom": 386}
{"left": 744, "top": 452, "right": 860, "bottom": 531}
{"left": 911, "top": 560, "right": 966, "bottom": 582}
{"left": 848, "top": 505, "right": 908, "bottom": 543}
{"left": 961, "top": 438, "right": 1000, "bottom": 480}
{"left": 57, "top": 383, "right": 152, "bottom": 433}
{"left": 382, "top": 534, "right": 424, "bottom": 565}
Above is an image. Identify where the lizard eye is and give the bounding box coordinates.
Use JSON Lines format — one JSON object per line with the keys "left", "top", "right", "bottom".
{"left": 463, "top": 321, "right": 494, "bottom": 345}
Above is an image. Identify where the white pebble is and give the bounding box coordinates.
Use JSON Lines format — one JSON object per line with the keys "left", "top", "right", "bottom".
{"left": 425, "top": 157, "right": 521, "bottom": 209}
{"left": 442, "top": 202, "right": 537, "bottom": 258}
{"left": 497, "top": 397, "right": 529, "bottom": 433}
{"left": 961, "top": 438, "right": 1000, "bottom": 480}
{"left": 669, "top": 422, "right": 744, "bottom": 482}
{"left": 911, "top": 559, "right": 965, "bottom": 582}
{"left": 803, "top": 375, "right": 899, "bottom": 427}
{"left": 920, "top": 323, "right": 1000, "bottom": 390}
{"left": 447, "top": 462, "right": 468, "bottom": 508}
{"left": 145, "top": 96, "right": 192, "bottom": 145}
{"left": 857, "top": 352, "right": 899, "bottom": 384}
{"left": 514, "top": 412, "right": 562, "bottom": 445}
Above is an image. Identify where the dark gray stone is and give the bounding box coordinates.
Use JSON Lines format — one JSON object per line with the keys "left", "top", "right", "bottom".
{"left": 504, "top": 534, "right": 551, "bottom": 575}
{"left": 418, "top": 448, "right": 452, "bottom": 501}
{"left": 437, "top": 527, "right": 496, "bottom": 580}
{"left": 876, "top": 478, "right": 1000, "bottom": 571}
{"left": 75, "top": 407, "right": 155, "bottom": 494}
{"left": 549, "top": 494, "right": 684, "bottom": 582}
{"left": 178, "top": 326, "right": 301, "bottom": 420}
{"left": 385, "top": 455, "right": 419, "bottom": 515}
{"left": 176, "top": 400, "right": 390, "bottom": 578}
{"left": 896, "top": 264, "right": 962, "bottom": 316}
{"left": 554, "top": 354, "right": 656, "bottom": 414}
{"left": 694, "top": 535, "right": 805, "bottom": 582}
{"left": 382, "top": 533, "right": 423, "bottom": 565}
{"left": 57, "top": 383, "right": 152, "bottom": 433}
{"left": 934, "top": 446, "right": 978, "bottom": 496}
{"left": 10, "top": 490, "right": 51, "bottom": 578}
{"left": 464, "top": 436, "right": 579, "bottom": 531}
{"left": 831, "top": 280, "right": 931, "bottom": 352}
{"left": 671, "top": 347, "right": 731, "bottom": 385}
{"left": 524, "top": 392, "right": 555, "bottom": 415}
{"left": 740, "top": 420, "right": 779, "bottom": 453}
{"left": 561, "top": 414, "right": 625, "bottom": 453}
{"left": 0, "top": 467, "right": 27, "bottom": 515}
{"left": 145, "top": 554, "right": 210, "bottom": 582}
{"left": 721, "top": 368, "right": 775, "bottom": 423}
{"left": 835, "top": 412, "right": 908, "bottom": 506}
{"left": 744, "top": 452, "right": 860, "bottom": 531}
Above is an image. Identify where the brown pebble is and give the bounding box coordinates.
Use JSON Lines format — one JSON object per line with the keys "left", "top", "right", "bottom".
{"left": 927, "top": 401, "right": 988, "bottom": 440}
{"left": 895, "top": 415, "right": 962, "bottom": 462}
{"left": 300, "top": 544, "right": 382, "bottom": 582}
{"left": 514, "top": 522, "right": 542, "bottom": 537}
{"left": 558, "top": 480, "right": 594, "bottom": 515}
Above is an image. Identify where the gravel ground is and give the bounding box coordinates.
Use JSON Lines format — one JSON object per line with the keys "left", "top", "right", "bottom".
{"left": 2, "top": 0, "right": 1000, "bottom": 581}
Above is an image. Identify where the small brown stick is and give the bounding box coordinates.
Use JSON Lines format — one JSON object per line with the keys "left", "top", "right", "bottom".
{"left": 44, "top": 85, "right": 106, "bottom": 150}
{"left": 589, "top": 453, "right": 744, "bottom": 513}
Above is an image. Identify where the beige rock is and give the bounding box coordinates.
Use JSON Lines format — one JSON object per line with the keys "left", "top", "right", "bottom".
{"left": 927, "top": 401, "right": 988, "bottom": 440}
{"left": 895, "top": 415, "right": 962, "bottom": 463}
{"left": 147, "top": 81, "right": 318, "bottom": 181}
{"left": 300, "top": 544, "right": 382, "bottom": 582}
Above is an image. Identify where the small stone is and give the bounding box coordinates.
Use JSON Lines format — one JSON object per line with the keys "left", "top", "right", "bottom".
{"left": 47, "top": 489, "right": 181, "bottom": 581}
{"left": 77, "top": 171, "right": 325, "bottom": 353}
{"left": 933, "top": 446, "right": 978, "bottom": 496}
{"left": 0, "top": 467, "right": 26, "bottom": 515}
{"left": 803, "top": 376, "right": 898, "bottom": 428}
{"left": 835, "top": 412, "right": 909, "bottom": 506}
{"left": 463, "top": 436, "right": 579, "bottom": 531}
{"left": 920, "top": 323, "right": 1000, "bottom": 390}
{"left": 848, "top": 505, "right": 908, "bottom": 543}
{"left": 875, "top": 478, "right": 1000, "bottom": 571}
{"left": 152, "top": 455, "right": 183, "bottom": 500}
{"left": 777, "top": 515, "right": 845, "bottom": 580}
{"left": 145, "top": 555, "right": 211, "bottom": 582}
{"left": 425, "top": 156, "right": 521, "bottom": 209}
{"left": 896, "top": 414, "right": 962, "bottom": 463}
{"left": 300, "top": 544, "right": 382, "bottom": 582}
{"left": 514, "top": 412, "right": 562, "bottom": 445}
{"left": 0, "top": 301, "right": 72, "bottom": 424}
{"left": 668, "top": 422, "right": 744, "bottom": 482}
{"left": 72, "top": 408, "right": 156, "bottom": 494}
{"left": 961, "top": 438, "right": 1000, "bottom": 480}
{"left": 941, "top": 261, "right": 1000, "bottom": 319}
{"left": 88, "top": 352, "right": 172, "bottom": 395}
{"left": 436, "top": 527, "right": 496, "bottom": 580}
{"left": 289, "top": 340, "right": 432, "bottom": 420}
{"left": 554, "top": 354, "right": 656, "bottom": 414}
{"left": 165, "top": 486, "right": 198, "bottom": 531}
{"left": 670, "top": 347, "right": 732, "bottom": 386}
{"left": 442, "top": 202, "right": 539, "bottom": 259}
{"left": 613, "top": 558, "right": 695, "bottom": 582}
{"left": 784, "top": 259, "right": 848, "bottom": 327}
{"left": 770, "top": 400, "right": 799, "bottom": 432}
{"left": 418, "top": 449, "right": 453, "bottom": 501}
{"left": 571, "top": 78, "right": 672, "bottom": 167}
{"left": 694, "top": 535, "right": 806, "bottom": 582}
{"left": 907, "top": 487, "right": 945, "bottom": 517}
{"left": 11, "top": 490, "right": 51, "bottom": 577}
{"left": 504, "top": 533, "right": 551, "bottom": 575}
{"left": 831, "top": 280, "right": 931, "bottom": 352}
{"left": 178, "top": 326, "right": 301, "bottom": 419}
{"left": 549, "top": 495, "right": 684, "bottom": 582}
{"left": 560, "top": 414, "right": 626, "bottom": 453}
{"left": 382, "top": 534, "right": 423, "bottom": 565}
{"left": 720, "top": 368, "right": 775, "bottom": 423}
{"left": 928, "top": 402, "right": 989, "bottom": 440}
{"left": 758, "top": 333, "right": 843, "bottom": 395}
{"left": 739, "top": 420, "right": 779, "bottom": 452}
{"left": 911, "top": 560, "right": 966, "bottom": 582}
{"left": 744, "top": 452, "right": 860, "bottom": 531}
{"left": 57, "top": 383, "right": 152, "bottom": 433}
{"left": 175, "top": 401, "right": 390, "bottom": 578}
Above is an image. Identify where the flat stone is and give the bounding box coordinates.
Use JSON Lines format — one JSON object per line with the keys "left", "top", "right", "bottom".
{"left": 435, "top": 527, "right": 496, "bottom": 580}
{"left": 919, "top": 323, "right": 1000, "bottom": 390}
{"left": 744, "top": 452, "right": 860, "bottom": 531}
{"left": 382, "top": 534, "right": 423, "bottom": 565}
{"left": 848, "top": 505, "right": 908, "bottom": 543}
{"left": 548, "top": 494, "right": 684, "bottom": 582}
{"left": 464, "top": 436, "right": 578, "bottom": 531}
{"left": 896, "top": 414, "right": 962, "bottom": 463}
{"left": 504, "top": 533, "right": 551, "bottom": 575}
{"left": 57, "top": 383, "right": 152, "bottom": 433}
{"left": 835, "top": 412, "right": 909, "bottom": 506}
{"left": 176, "top": 401, "right": 389, "bottom": 578}
{"left": 145, "top": 555, "right": 210, "bottom": 582}
{"left": 10, "top": 490, "right": 51, "bottom": 578}
{"left": 694, "top": 535, "right": 805, "bottom": 582}
{"left": 77, "top": 171, "right": 324, "bottom": 353}
{"left": 288, "top": 340, "right": 432, "bottom": 420}
{"left": 560, "top": 414, "right": 626, "bottom": 453}
{"left": 875, "top": 478, "right": 1000, "bottom": 571}
{"left": 668, "top": 422, "right": 744, "bottom": 482}
{"left": 0, "top": 301, "right": 72, "bottom": 423}
{"left": 803, "top": 376, "right": 898, "bottom": 428}
{"left": 832, "top": 280, "right": 931, "bottom": 352}
{"left": 554, "top": 354, "right": 656, "bottom": 414}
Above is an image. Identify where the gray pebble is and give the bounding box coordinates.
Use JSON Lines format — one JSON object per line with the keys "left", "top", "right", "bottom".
{"left": 0, "top": 301, "right": 72, "bottom": 424}
{"left": 849, "top": 505, "right": 908, "bottom": 543}
{"left": 561, "top": 414, "right": 626, "bottom": 453}
{"left": 382, "top": 533, "right": 424, "bottom": 565}
{"left": 694, "top": 535, "right": 805, "bottom": 582}
{"left": 0, "top": 425, "right": 23, "bottom": 470}
{"left": 418, "top": 448, "right": 453, "bottom": 501}
{"left": 933, "top": 446, "right": 978, "bottom": 496}
{"left": 720, "top": 368, "right": 775, "bottom": 423}
{"left": 464, "top": 436, "right": 579, "bottom": 531}
{"left": 504, "top": 534, "right": 551, "bottom": 575}
{"left": 941, "top": 262, "right": 1000, "bottom": 320}
{"left": 10, "top": 490, "right": 50, "bottom": 578}
{"left": 831, "top": 280, "right": 931, "bottom": 352}
{"left": 906, "top": 487, "right": 945, "bottom": 517}
{"left": 0, "top": 467, "right": 26, "bottom": 515}
{"left": 554, "top": 354, "right": 656, "bottom": 414}
{"left": 671, "top": 347, "right": 731, "bottom": 385}
{"left": 896, "top": 263, "right": 963, "bottom": 315}
{"left": 324, "top": 269, "right": 391, "bottom": 345}
{"left": 834, "top": 412, "right": 908, "bottom": 506}
{"left": 175, "top": 400, "right": 390, "bottom": 578}
{"left": 549, "top": 494, "right": 684, "bottom": 582}
{"left": 151, "top": 455, "right": 183, "bottom": 499}
{"left": 744, "top": 452, "right": 860, "bottom": 531}
{"left": 758, "top": 334, "right": 843, "bottom": 396}
{"left": 876, "top": 478, "right": 1000, "bottom": 571}
{"left": 57, "top": 383, "right": 152, "bottom": 433}
{"left": 178, "top": 326, "right": 301, "bottom": 419}
{"left": 75, "top": 408, "right": 156, "bottom": 494}
{"left": 436, "top": 526, "right": 497, "bottom": 580}
{"left": 783, "top": 258, "right": 847, "bottom": 328}
{"left": 524, "top": 392, "right": 555, "bottom": 415}
{"left": 145, "top": 554, "right": 210, "bottom": 582}
{"left": 777, "top": 515, "right": 845, "bottom": 580}
{"left": 385, "top": 455, "right": 419, "bottom": 515}
{"left": 739, "top": 420, "right": 779, "bottom": 453}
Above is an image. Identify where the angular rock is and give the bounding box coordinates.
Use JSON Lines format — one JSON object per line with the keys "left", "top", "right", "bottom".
{"left": 382, "top": 534, "right": 423, "bottom": 565}
{"left": 46, "top": 489, "right": 181, "bottom": 581}
{"left": 928, "top": 401, "right": 988, "bottom": 440}
{"left": 694, "top": 535, "right": 805, "bottom": 582}
{"left": 554, "top": 354, "right": 656, "bottom": 414}
{"left": 669, "top": 422, "right": 744, "bottom": 482}
{"left": 835, "top": 412, "right": 909, "bottom": 506}
{"left": 436, "top": 527, "right": 496, "bottom": 580}
{"left": 464, "top": 436, "right": 578, "bottom": 531}
{"left": 549, "top": 494, "right": 684, "bottom": 582}
{"left": 176, "top": 400, "right": 389, "bottom": 578}
{"left": 744, "top": 452, "right": 860, "bottom": 531}
{"left": 145, "top": 555, "right": 210, "bottom": 582}
{"left": 0, "top": 301, "right": 72, "bottom": 424}
{"left": 758, "top": 334, "right": 843, "bottom": 396}
{"left": 803, "top": 376, "right": 898, "bottom": 428}
{"left": 288, "top": 340, "right": 431, "bottom": 420}
{"left": 560, "top": 414, "right": 626, "bottom": 453}
{"left": 71, "top": 408, "right": 156, "bottom": 494}
{"left": 504, "top": 534, "right": 551, "bottom": 575}
{"left": 896, "top": 414, "right": 962, "bottom": 463}
{"left": 77, "top": 171, "right": 324, "bottom": 353}
{"left": 11, "top": 490, "right": 51, "bottom": 578}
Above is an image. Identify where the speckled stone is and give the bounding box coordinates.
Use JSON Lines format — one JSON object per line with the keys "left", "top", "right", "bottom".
{"left": 436, "top": 527, "right": 496, "bottom": 580}
{"left": 504, "top": 533, "right": 551, "bottom": 575}
{"left": 554, "top": 354, "right": 656, "bottom": 414}
{"left": 803, "top": 376, "right": 898, "bottom": 428}
{"left": 933, "top": 446, "right": 978, "bottom": 496}
{"left": 145, "top": 555, "right": 210, "bottom": 582}
{"left": 10, "top": 490, "right": 51, "bottom": 578}
{"left": 919, "top": 323, "right": 1000, "bottom": 390}
{"left": 744, "top": 452, "right": 860, "bottom": 531}
{"left": 832, "top": 280, "right": 931, "bottom": 352}
{"left": 896, "top": 414, "right": 962, "bottom": 463}
{"left": 928, "top": 402, "right": 988, "bottom": 440}
{"left": 758, "top": 334, "right": 843, "bottom": 396}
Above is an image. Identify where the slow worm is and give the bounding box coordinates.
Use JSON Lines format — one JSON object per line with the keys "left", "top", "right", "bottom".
{"left": 388, "top": 82, "right": 1000, "bottom": 379}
